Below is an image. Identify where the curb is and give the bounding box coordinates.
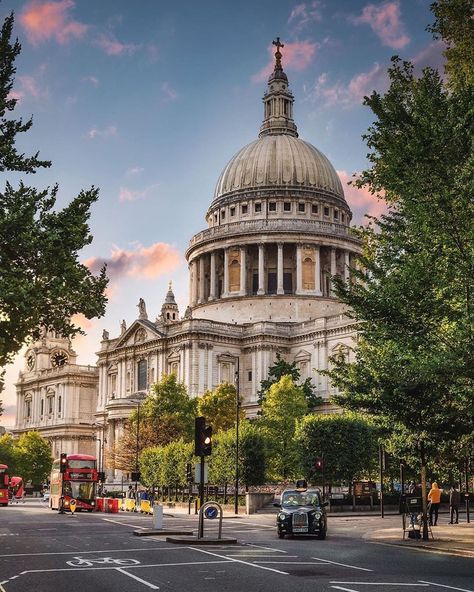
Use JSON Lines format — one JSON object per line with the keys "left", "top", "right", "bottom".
{"left": 166, "top": 536, "right": 238, "bottom": 545}
{"left": 133, "top": 529, "right": 193, "bottom": 537}
{"left": 369, "top": 540, "right": 474, "bottom": 558}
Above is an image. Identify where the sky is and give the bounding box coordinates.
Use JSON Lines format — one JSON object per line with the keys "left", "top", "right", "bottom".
{"left": 0, "top": 0, "right": 445, "bottom": 427}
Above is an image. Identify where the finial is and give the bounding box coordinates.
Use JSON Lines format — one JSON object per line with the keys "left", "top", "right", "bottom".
{"left": 168, "top": 280, "right": 172, "bottom": 291}
{"left": 272, "top": 37, "right": 284, "bottom": 70}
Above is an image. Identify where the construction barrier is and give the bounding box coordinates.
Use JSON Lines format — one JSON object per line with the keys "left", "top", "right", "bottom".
{"left": 122, "top": 498, "right": 136, "bottom": 512}
{"left": 139, "top": 499, "right": 153, "bottom": 514}
{"left": 96, "top": 497, "right": 104, "bottom": 512}
{"left": 107, "top": 498, "right": 120, "bottom": 513}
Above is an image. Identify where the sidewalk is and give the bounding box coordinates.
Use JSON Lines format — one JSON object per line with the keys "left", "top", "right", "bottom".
{"left": 367, "top": 518, "right": 474, "bottom": 557}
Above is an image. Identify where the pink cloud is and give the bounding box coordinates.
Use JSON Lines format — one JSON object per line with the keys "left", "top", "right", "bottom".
{"left": 87, "top": 125, "right": 117, "bottom": 139}
{"left": 19, "top": 0, "right": 87, "bottom": 45}
{"left": 96, "top": 34, "right": 138, "bottom": 56}
{"left": 118, "top": 183, "right": 159, "bottom": 203}
{"left": 338, "top": 170, "right": 387, "bottom": 225}
{"left": 84, "top": 243, "right": 181, "bottom": 280}
{"left": 352, "top": 1, "right": 410, "bottom": 49}
{"left": 288, "top": 2, "right": 322, "bottom": 31}
{"left": 71, "top": 313, "right": 95, "bottom": 331}
{"left": 252, "top": 41, "right": 318, "bottom": 83}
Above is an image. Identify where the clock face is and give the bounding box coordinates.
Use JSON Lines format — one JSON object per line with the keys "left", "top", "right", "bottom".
{"left": 26, "top": 353, "right": 35, "bottom": 371}
{"left": 51, "top": 351, "right": 68, "bottom": 368}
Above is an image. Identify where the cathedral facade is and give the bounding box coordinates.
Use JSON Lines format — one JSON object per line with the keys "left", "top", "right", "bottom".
{"left": 14, "top": 43, "right": 360, "bottom": 482}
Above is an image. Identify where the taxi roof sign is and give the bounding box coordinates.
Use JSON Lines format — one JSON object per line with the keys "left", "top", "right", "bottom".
{"left": 295, "top": 479, "right": 308, "bottom": 491}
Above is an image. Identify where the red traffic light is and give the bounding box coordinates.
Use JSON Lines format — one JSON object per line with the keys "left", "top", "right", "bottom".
{"left": 60, "top": 453, "right": 68, "bottom": 474}
{"left": 315, "top": 458, "right": 324, "bottom": 470}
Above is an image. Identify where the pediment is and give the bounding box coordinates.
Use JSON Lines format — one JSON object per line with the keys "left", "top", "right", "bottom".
{"left": 114, "top": 319, "right": 164, "bottom": 349}
{"left": 294, "top": 349, "right": 311, "bottom": 362}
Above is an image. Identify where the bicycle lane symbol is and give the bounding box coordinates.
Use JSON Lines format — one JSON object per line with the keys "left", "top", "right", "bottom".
{"left": 66, "top": 556, "right": 140, "bottom": 567}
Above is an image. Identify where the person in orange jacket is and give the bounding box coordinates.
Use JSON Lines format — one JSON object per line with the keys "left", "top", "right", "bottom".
{"left": 428, "top": 482, "right": 442, "bottom": 525}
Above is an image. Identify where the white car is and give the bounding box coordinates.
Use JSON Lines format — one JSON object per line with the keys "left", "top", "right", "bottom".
{"left": 42, "top": 490, "right": 50, "bottom": 503}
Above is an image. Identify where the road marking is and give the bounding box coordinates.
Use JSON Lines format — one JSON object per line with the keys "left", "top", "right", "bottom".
{"left": 0, "top": 546, "right": 190, "bottom": 558}
{"left": 420, "top": 582, "right": 474, "bottom": 592}
{"left": 332, "top": 586, "right": 360, "bottom": 592}
{"left": 20, "top": 560, "right": 231, "bottom": 574}
{"left": 312, "top": 557, "right": 373, "bottom": 572}
{"left": 190, "top": 546, "right": 289, "bottom": 575}
{"left": 244, "top": 543, "right": 287, "bottom": 553}
{"left": 116, "top": 568, "right": 160, "bottom": 590}
{"left": 102, "top": 518, "right": 146, "bottom": 529}
{"left": 258, "top": 561, "right": 332, "bottom": 565}
{"left": 226, "top": 554, "right": 298, "bottom": 558}
{"left": 330, "top": 583, "right": 429, "bottom": 587}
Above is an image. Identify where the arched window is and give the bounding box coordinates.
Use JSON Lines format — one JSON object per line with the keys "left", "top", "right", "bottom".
{"left": 137, "top": 359, "right": 147, "bottom": 391}
{"left": 303, "top": 257, "right": 315, "bottom": 290}
{"left": 229, "top": 259, "right": 240, "bottom": 292}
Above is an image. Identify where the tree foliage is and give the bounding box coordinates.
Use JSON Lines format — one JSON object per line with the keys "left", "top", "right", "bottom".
{"left": 295, "top": 414, "right": 379, "bottom": 485}
{"left": 257, "top": 353, "right": 322, "bottom": 408}
{"left": 197, "top": 382, "right": 244, "bottom": 433}
{"left": 139, "top": 439, "right": 193, "bottom": 488}
{"left": 258, "top": 375, "right": 308, "bottom": 480}
{"left": 13, "top": 431, "right": 52, "bottom": 485}
{"left": 0, "top": 11, "right": 108, "bottom": 398}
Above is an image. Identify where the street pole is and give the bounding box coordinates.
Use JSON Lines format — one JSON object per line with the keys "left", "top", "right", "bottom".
{"left": 234, "top": 357, "right": 240, "bottom": 515}
{"left": 465, "top": 457, "right": 471, "bottom": 524}
{"left": 135, "top": 401, "right": 140, "bottom": 496}
{"left": 379, "top": 443, "right": 384, "bottom": 518}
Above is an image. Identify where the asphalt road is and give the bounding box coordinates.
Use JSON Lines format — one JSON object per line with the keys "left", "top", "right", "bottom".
{"left": 0, "top": 501, "right": 472, "bottom": 592}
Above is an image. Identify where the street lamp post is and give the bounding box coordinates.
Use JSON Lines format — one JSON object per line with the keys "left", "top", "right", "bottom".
{"left": 135, "top": 401, "right": 141, "bottom": 495}
{"left": 234, "top": 357, "right": 240, "bottom": 515}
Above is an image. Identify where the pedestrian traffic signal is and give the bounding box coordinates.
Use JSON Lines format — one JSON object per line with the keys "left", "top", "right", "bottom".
{"left": 315, "top": 458, "right": 324, "bottom": 470}
{"left": 195, "top": 416, "right": 212, "bottom": 456}
{"left": 186, "top": 462, "right": 193, "bottom": 482}
{"left": 97, "top": 471, "right": 105, "bottom": 482}
{"left": 131, "top": 471, "right": 141, "bottom": 482}
{"left": 60, "top": 453, "right": 67, "bottom": 474}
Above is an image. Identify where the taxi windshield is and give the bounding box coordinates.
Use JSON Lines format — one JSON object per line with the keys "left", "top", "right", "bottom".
{"left": 281, "top": 491, "right": 320, "bottom": 507}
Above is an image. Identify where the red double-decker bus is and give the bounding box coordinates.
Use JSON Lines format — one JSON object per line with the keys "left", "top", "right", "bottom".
{"left": 0, "top": 464, "right": 9, "bottom": 506}
{"left": 50, "top": 454, "right": 97, "bottom": 512}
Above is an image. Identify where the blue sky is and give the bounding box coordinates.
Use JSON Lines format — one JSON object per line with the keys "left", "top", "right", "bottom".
{"left": 1, "top": 0, "right": 444, "bottom": 426}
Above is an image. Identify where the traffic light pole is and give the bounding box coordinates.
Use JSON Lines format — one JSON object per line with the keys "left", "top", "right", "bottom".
{"left": 234, "top": 357, "right": 240, "bottom": 515}
{"left": 199, "top": 455, "right": 205, "bottom": 534}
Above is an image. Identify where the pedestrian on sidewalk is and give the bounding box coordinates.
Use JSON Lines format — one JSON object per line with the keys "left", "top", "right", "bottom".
{"left": 449, "top": 485, "right": 460, "bottom": 524}
{"left": 428, "top": 481, "right": 442, "bottom": 526}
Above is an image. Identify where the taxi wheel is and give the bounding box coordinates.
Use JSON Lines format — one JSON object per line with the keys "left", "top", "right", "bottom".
{"left": 317, "top": 528, "right": 327, "bottom": 540}
{"left": 277, "top": 531, "right": 285, "bottom": 539}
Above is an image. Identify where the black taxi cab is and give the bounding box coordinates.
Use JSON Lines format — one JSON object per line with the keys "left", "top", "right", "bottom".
{"left": 274, "top": 480, "right": 328, "bottom": 539}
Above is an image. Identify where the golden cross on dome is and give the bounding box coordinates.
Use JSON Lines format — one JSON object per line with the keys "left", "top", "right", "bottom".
{"left": 272, "top": 37, "right": 284, "bottom": 69}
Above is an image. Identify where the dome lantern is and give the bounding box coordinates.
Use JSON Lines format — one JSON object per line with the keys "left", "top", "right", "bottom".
{"left": 259, "top": 38, "right": 298, "bottom": 139}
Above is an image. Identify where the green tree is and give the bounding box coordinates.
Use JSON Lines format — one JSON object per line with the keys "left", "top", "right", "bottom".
{"left": 0, "top": 433, "right": 19, "bottom": 474}
{"left": 15, "top": 431, "right": 52, "bottom": 485}
{"left": 0, "top": 11, "right": 108, "bottom": 398}
{"left": 257, "top": 353, "right": 321, "bottom": 408}
{"left": 259, "top": 375, "right": 308, "bottom": 480}
{"left": 429, "top": 0, "right": 474, "bottom": 89}
{"left": 197, "top": 382, "right": 243, "bottom": 433}
{"left": 294, "top": 414, "right": 379, "bottom": 486}
{"left": 327, "top": 29, "right": 474, "bottom": 536}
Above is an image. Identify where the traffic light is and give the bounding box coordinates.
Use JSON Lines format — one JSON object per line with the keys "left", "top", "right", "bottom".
{"left": 195, "top": 416, "right": 212, "bottom": 456}
{"left": 186, "top": 462, "right": 193, "bottom": 482}
{"left": 60, "top": 453, "right": 67, "bottom": 474}
{"left": 131, "top": 471, "right": 141, "bottom": 482}
{"left": 97, "top": 471, "right": 105, "bottom": 483}
{"left": 314, "top": 458, "right": 324, "bottom": 470}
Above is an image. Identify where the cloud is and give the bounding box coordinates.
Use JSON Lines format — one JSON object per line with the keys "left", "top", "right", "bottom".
{"left": 338, "top": 170, "right": 387, "bottom": 224}
{"left": 308, "top": 62, "right": 386, "bottom": 108}
{"left": 118, "top": 183, "right": 159, "bottom": 203}
{"left": 161, "top": 82, "right": 178, "bottom": 102}
{"left": 96, "top": 34, "right": 139, "bottom": 56}
{"left": 412, "top": 40, "right": 445, "bottom": 74}
{"left": 288, "top": 2, "right": 322, "bottom": 32}
{"left": 19, "top": 0, "right": 88, "bottom": 45}
{"left": 352, "top": 1, "right": 410, "bottom": 49}
{"left": 71, "top": 313, "right": 95, "bottom": 331}
{"left": 83, "top": 75, "right": 99, "bottom": 87}
{"left": 84, "top": 243, "right": 181, "bottom": 280}
{"left": 252, "top": 40, "right": 318, "bottom": 83}
{"left": 87, "top": 125, "right": 118, "bottom": 139}
{"left": 126, "top": 166, "right": 145, "bottom": 177}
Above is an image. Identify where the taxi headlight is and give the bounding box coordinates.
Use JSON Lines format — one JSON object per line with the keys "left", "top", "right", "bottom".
{"left": 313, "top": 511, "right": 322, "bottom": 519}
{"left": 278, "top": 512, "right": 288, "bottom": 521}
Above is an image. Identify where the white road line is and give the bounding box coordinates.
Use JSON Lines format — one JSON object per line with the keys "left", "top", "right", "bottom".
{"left": 244, "top": 543, "right": 287, "bottom": 553}
{"left": 189, "top": 546, "right": 289, "bottom": 576}
{"left": 116, "top": 568, "right": 159, "bottom": 590}
{"left": 257, "top": 561, "right": 331, "bottom": 565}
{"left": 102, "top": 518, "right": 146, "bottom": 529}
{"left": 419, "top": 582, "right": 474, "bottom": 592}
{"left": 330, "top": 583, "right": 429, "bottom": 586}
{"left": 332, "top": 586, "right": 360, "bottom": 592}
{"left": 0, "top": 546, "right": 189, "bottom": 558}
{"left": 226, "top": 555, "right": 298, "bottom": 558}
{"left": 312, "top": 557, "right": 373, "bottom": 572}
{"left": 20, "top": 560, "right": 231, "bottom": 574}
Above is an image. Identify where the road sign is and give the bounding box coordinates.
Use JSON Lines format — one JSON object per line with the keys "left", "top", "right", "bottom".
{"left": 194, "top": 462, "right": 208, "bottom": 484}
{"left": 204, "top": 506, "right": 218, "bottom": 519}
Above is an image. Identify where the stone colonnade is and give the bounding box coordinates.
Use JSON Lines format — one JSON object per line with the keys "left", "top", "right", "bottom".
{"left": 189, "top": 242, "right": 353, "bottom": 305}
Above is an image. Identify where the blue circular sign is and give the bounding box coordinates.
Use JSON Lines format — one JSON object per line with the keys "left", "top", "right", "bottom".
{"left": 204, "top": 506, "right": 218, "bottom": 519}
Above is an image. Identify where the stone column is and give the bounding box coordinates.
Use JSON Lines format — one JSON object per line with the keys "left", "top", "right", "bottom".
{"left": 277, "top": 242, "right": 284, "bottom": 295}
{"left": 188, "top": 262, "right": 193, "bottom": 306}
{"left": 330, "top": 248, "right": 337, "bottom": 296}
{"left": 240, "top": 246, "right": 247, "bottom": 296}
{"left": 257, "top": 244, "right": 265, "bottom": 295}
{"left": 296, "top": 244, "right": 302, "bottom": 294}
{"left": 314, "top": 245, "right": 322, "bottom": 295}
{"left": 198, "top": 256, "right": 205, "bottom": 304}
{"left": 209, "top": 251, "right": 216, "bottom": 300}
{"left": 223, "top": 248, "right": 229, "bottom": 297}
{"left": 191, "top": 259, "right": 199, "bottom": 306}
{"left": 344, "top": 250, "right": 350, "bottom": 283}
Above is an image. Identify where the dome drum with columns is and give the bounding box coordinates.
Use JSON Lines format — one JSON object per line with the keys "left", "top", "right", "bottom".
{"left": 187, "top": 39, "right": 360, "bottom": 324}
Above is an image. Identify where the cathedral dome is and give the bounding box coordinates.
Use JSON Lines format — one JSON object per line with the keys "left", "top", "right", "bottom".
{"left": 213, "top": 134, "right": 344, "bottom": 203}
